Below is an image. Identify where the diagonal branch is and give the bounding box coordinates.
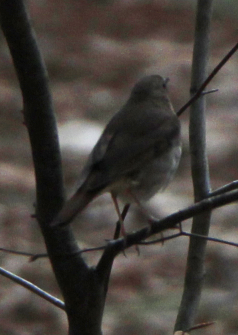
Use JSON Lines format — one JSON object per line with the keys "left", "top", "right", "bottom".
{"left": 97, "top": 188, "right": 238, "bottom": 271}
{"left": 0, "top": 267, "right": 65, "bottom": 310}
{"left": 177, "top": 41, "right": 238, "bottom": 117}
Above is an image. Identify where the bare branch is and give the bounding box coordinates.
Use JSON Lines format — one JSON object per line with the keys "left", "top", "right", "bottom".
{"left": 140, "top": 229, "right": 238, "bottom": 249}
{"left": 97, "top": 188, "right": 238, "bottom": 264}
{"left": 0, "top": 267, "right": 65, "bottom": 310}
{"left": 181, "top": 231, "right": 238, "bottom": 248}
{"left": 209, "top": 180, "right": 238, "bottom": 197}
{"left": 175, "top": 0, "right": 213, "bottom": 330}
{"left": 0, "top": 2, "right": 105, "bottom": 334}
{"left": 201, "top": 88, "right": 218, "bottom": 95}
{"left": 177, "top": 42, "right": 238, "bottom": 117}
{"left": 0, "top": 247, "right": 36, "bottom": 257}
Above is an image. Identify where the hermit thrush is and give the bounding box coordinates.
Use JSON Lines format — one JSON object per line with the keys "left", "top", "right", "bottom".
{"left": 51, "top": 75, "right": 181, "bottom": 228}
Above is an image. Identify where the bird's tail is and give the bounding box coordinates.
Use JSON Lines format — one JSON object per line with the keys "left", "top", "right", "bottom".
{"left": 50, "top": 187, "right": 98, "bottom": 227}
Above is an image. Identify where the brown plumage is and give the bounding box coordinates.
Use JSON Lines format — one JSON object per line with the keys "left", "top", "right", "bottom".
{"left": 51, "top": 75, "right": 181, "bottom": 227}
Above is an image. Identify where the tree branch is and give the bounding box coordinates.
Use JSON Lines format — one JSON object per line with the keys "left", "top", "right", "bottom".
{"left": 0, "top": 2, "right": 105, "bottom": 334}
{"left": 0, "top": 267, "right": 65, "bottom": 310}
{"left": 97, "top": 188, "right": 238, "bottom": 266}
{"left": 175, "top": 1, "right": 213, "bottom": 330}
{"left": 177, "top": 42, "right": 238, "bottom": 117}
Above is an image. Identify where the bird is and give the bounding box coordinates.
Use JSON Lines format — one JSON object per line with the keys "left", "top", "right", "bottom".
{"left": 51, "top": 75, "right": 182, "bottom": 231}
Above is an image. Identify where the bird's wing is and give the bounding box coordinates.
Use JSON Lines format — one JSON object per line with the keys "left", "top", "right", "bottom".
{"left": 79, "top": 104, "right": 180, "bottom": 192}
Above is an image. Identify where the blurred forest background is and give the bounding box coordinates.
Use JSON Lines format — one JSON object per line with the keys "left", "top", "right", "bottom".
{"left": 0, "top": 0, "right": 238, "bottom": 334}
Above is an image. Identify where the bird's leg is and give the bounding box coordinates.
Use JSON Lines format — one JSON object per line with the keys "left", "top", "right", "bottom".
{"left": 111, "top": 193, "right": 127, "bottom": 237}
{"left": 111, "top": 194, "right": 141, "bottom": 255}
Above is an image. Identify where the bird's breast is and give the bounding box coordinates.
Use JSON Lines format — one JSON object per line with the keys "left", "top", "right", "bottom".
{"left": 112, "top": 139, "right": 182, "bottom": 203}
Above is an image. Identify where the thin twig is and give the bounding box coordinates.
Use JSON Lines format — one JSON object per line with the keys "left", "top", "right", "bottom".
{"left": 201, "top": 88, "right": 218, "bottom": 96}
{"left": 181, "top": 231, "right": 238, "bottom": 248}
{"left": 177, "top": 42, "right": 238, "bottom": 117}
{"left": 139, "top": 232, "right": 181, "bottom": 245}
{"left": 0, "top": 247, "right": 36, "bottom": 257}
{"left": 186, "top": 321, "right": 215, "bottom": 332}
{"left": 0, "top": 267, "right": 65, "bottom": 310}
{"left": 139, "top": 229, "right": 238, "bottom": 249}
{"left": 209, "top": 180, "right": 238, "bottom": 197}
